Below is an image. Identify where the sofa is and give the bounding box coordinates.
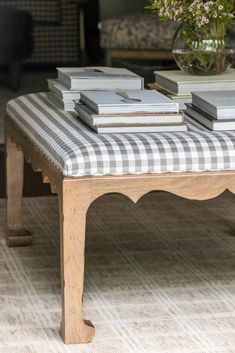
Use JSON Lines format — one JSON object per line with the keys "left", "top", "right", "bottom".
{"left": 100, "top": 11, "right": 179, "bottom": 66}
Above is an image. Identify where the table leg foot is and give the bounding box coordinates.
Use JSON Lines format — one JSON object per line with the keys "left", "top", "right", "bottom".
{"left": 59, "top": 179, "right": 95, "bottom": 344}
{"left": 60, "top": 319, "right": 95, "bottom": 344}
{"left": 7, "top": 229, "right": 32, "bottom": 247}
{"left": 5, "top": 130, "right": 31, "bottom": 246}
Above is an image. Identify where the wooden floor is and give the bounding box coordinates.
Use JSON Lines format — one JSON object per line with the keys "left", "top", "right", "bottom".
{"left": 0, "top": 148, "right": 50, "bottom": 198}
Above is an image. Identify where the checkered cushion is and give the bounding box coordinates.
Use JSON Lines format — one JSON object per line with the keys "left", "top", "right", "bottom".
{"left": 6, "top": 93, "right": 235, "bottom": 177}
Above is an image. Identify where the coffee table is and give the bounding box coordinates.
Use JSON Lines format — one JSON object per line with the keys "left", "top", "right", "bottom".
{"left": 5, "top": 93, "right": 235, "bottom": 344}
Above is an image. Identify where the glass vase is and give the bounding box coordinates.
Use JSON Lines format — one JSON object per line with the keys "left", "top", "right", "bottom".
{"left": 172, "top": 25, "right": 235, "bottom": 75}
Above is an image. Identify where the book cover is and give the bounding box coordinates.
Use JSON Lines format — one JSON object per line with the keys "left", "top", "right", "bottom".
{"left": 49, "top": 92, "right": 76, "bottom": 112}
{"left": 78, "top": 115, "right": 187, "bottom": 134}
{"left": 75, "top": 103, "right": 184, "bottom": 125}
{"left": 186, "top": 103, "right": 235, "bottom": 130}
{"left": 154, "top": 69, "right": 235, "bottom": 95}
{"left": 80, "top": 90, "right": 179, "bottom": 114}
{"left": 47, "top": 79, "right": 81, "bottom": 100}
{"left": 147, "top": 82, "right": 192, "bottom": 98}
{"left": 192, "top": 91, "right": 235, "bottom": 119}
{"left": 147, "top": 82, "right": 192, "bottom": 110}
{"left": 57, "top": 66, "right": 144, "bottom": 90}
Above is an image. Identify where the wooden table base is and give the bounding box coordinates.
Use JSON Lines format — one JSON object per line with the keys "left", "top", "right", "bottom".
{"left": 5, "top": 116, "right": 235, "bottom": 344}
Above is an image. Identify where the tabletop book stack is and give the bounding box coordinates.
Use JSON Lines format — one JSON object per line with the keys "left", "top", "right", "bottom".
{"left": 47, "top": 66, "right": 144, "bottom": 111}
{"left": 152, "top": 69, "right": 235, "bottom": 110}
{"left": 185, "top": 90, "right": 235, "bottom": 131}
{"left": 75, "top": 89, "right": 187, "bottom": 133}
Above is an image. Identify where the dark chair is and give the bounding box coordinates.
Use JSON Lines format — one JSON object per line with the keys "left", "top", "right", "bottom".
{"left": 0, "top": 6, "right": 33, "bottom": 90}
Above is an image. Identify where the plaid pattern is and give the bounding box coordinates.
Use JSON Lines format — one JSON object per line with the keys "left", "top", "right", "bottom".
{"left": 0, "top": 0, "right": 61, "bottom": 23}
{"left": 0, "top": 0, "right": 78, "bottom": 64}
{"left": 6, "top": 93, "right": 235, "bottom": 177}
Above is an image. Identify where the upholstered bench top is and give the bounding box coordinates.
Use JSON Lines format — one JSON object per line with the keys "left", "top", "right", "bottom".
{"left": 100, "top": 11, "right": 179, "bottom": 51}
{"left": 6, "top": 92, "right": 235, "bottom": 177}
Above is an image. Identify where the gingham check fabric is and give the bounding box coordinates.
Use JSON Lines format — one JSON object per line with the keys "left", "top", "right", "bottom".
{"left": 6, "top": 93, "right": 235, "bottom": 177}
{"left": 0, "top": 0, "right": 61, "bottom": 22}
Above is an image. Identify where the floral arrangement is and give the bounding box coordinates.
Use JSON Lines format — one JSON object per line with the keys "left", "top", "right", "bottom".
{"left": 147, "top": 1, "right": 234, "bottom": 28}
{"left": 146, "top": 1, "right": 235, "bottom": 74}
{"left": 147, "top": 0, "right": 234, "bottom": 39}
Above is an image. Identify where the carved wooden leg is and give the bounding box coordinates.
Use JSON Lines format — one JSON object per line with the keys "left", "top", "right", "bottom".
{"left": 5, "top": 131, "right": 32, "bottom": 247}
{"left": 59, "top": 179, "right": 95, "bottom": 344}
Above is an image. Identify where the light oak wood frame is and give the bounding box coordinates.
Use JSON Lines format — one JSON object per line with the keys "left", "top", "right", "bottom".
{"left": 5, "top": 115, "right": 235, "bottom": 344}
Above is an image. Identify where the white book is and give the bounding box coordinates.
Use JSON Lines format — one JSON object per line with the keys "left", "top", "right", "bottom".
{"left": 79, "top": 116, "right": 187, "bottom": 134}
{"left": 148, "top": 82, "right": 192, "bottom": 98}
{"left": 47, "top": 79, "right": 81, "bottom": 100}
{"left": 75, "top": 103, "right": 184, "bottom": 125}
{"left": 147, "top": 82, "right": 191, "bottom": 110}
{"left": 186, "top": 103, "right": 235, "bottom": 130}
{"left": 192, "top": 91, "right": 235, "bottom": 119}
{"left": 49, "top": 92, "right": 75, "bottom": 111}
{"left": 170, "top": 96, "right": 192, "bottom": 111}
{"left": 154, "top": 69, "right": 235, "bottom": 95}
{"left": 57, "top": 66, "right": 144, "bottom": 90}
{"left": 80, "top": 90, "right": 179, "bottom": 114}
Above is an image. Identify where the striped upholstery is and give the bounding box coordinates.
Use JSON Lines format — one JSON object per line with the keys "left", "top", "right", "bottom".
{"left": 6, "top": 93, "right": 235, "bottom": 177}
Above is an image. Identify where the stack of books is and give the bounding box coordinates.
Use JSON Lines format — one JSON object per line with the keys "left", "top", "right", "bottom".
{"left": 185, "top": 90, "right": 235, "bottom": 130}
{"left": 75, "top": 89, "right": 187, "bottom": 133}
{"left": 48, "top": 79, "right": 80, "bottom": 111}
{"left": 151, "top": 69, "right": 235, "bottom": 110}
{"left": 47, "top": 66, "right": 144, "bottom": 111}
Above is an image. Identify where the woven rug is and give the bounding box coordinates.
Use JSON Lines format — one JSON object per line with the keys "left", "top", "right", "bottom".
{"left": 1, "top": 192, "right": 235, "bottom": 353}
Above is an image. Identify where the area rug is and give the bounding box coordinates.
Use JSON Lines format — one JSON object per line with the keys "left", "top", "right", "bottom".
{"left": 1, "top": 192, "right": 235, "bottom": 353}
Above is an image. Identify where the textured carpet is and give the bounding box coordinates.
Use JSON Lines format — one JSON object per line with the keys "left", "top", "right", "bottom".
{"left": 1, "top": 192, "right": 235, "bottom": 352}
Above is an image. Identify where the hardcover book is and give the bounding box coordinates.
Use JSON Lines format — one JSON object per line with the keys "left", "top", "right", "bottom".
{"left": 79, "top": 118, "right": 187, "bottom": 134}
{"left": 186, "top": 103, "right": 235, "bottom": 130}
{"left": 192, "top": 91, "right": 235, "bottom": 119}
{"left": 154, "top": 69, "right": 235, "bottom": 95}
{"left": 49, "top": 92, "right": 75, "bottom": 112}
{"left": 75, "top": 103, "right": 184, "bottom": 126}
{"left": 80, "top": 90, "right": 179, "bottom": 114}
{"left": 147, "top": 82, "right": 192, "bottom": 110}
{"left": 47, "top": 79, "right": 81, "bottom": 100}
{"left": 57, "top": 66, "right": 144, "bottom": 90}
